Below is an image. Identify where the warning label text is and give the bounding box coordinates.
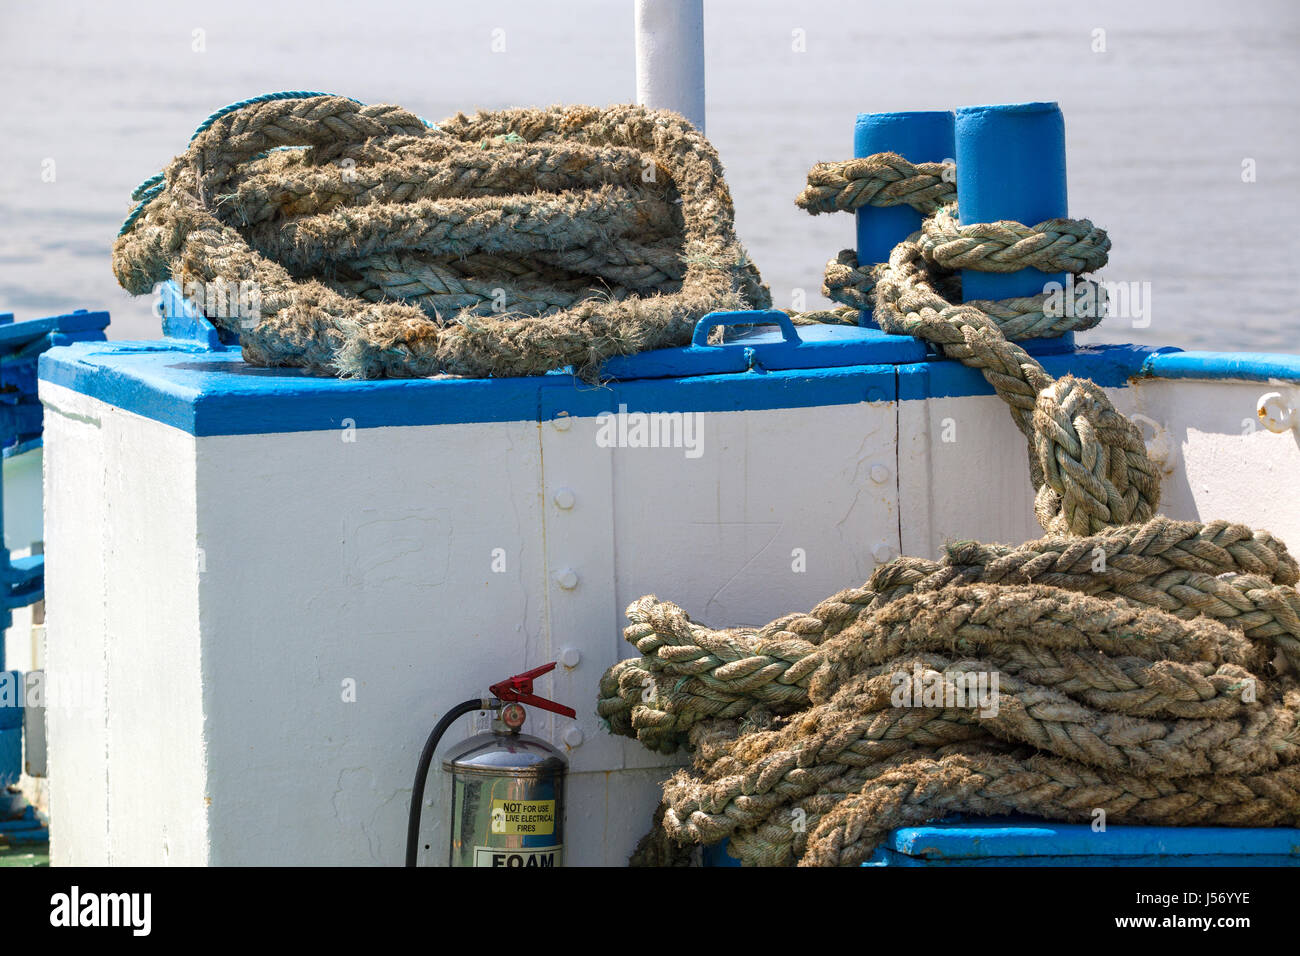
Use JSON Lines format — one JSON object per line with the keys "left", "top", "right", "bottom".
{"left": 490, "top": 799, "right": 555, "bottom": 836}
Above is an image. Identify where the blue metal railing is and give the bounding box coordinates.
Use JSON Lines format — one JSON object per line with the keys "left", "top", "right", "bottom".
{"left": 0, "top": 307, "right": 109, "bottom": 795}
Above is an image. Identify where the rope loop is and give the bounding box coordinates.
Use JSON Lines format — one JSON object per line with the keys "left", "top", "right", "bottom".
{"left": 112, "top": 95, "right": 770, "bottom": 379}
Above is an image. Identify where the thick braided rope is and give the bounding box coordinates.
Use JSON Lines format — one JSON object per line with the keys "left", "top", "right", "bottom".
{"left": 659, "top": 662, "right": 1299, "bottom": 847}
{"left": 596, "top": 518, "right": 1300, "bottom": 749}
{"left": 795, "top": 153, "right": 956, "bottom": 216}
{"left": 795, "top": 517, "right": 1300, "bottom": 638}
{"left": 792, "top": 153, "right": 1109, "bottom": 341}
{"left": 720, "top": 746, "right": 1300, "bottom": 867}
{"left": 605, "top": 513, "right": 1300, "bottom": 864}
{"left": 794, "top": 154, "right": 950, "bottom": 314}
{"left": 919, "top": 205, "right": 1111, "bottom": 274}
{"left": 872, "top": 220, "right": 1157, "bottom": 535}
{"left": 112, "top": 95, "right": 770, "bottom": 379}
{"left": 614, "top": 583, "right": 1300, "bottom": 865}
{"left": 602, "top": 572, "right": 1290, "bottom": 751}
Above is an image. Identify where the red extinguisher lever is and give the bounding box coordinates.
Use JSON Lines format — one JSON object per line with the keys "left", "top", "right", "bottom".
{"left": 490, "top": 662, "right": 577, "bottom": 719}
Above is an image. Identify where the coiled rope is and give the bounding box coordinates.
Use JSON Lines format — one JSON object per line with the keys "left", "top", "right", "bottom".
{"left": 601, "top": 152, "right": 1300, "bottom": 866}
{"left": 112, "top": 94, "right": 769, "bottom": 379}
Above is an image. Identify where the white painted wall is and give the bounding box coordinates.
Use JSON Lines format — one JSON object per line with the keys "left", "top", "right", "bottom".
{"left": 898, "top": 379, "right": 1300, "bottom": 557}
{"left": 1129, "top": 378, "right": 1300, "bottom": 545}
{"left": 42, "top": 383, "right": 207, "bottom": 865}
{"left": 41, "top": 386, "right": 108, "bottom": 864}
{"left": 899, "top": 393, "right": 1044, "bottom": 556}
{"left": 40, "top": 384, "right": 899, "bottom": 865}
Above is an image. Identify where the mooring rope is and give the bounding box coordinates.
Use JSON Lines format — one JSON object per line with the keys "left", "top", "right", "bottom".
{"left": 112, "top": 94, "right": 769, "bottom": 379}
{"left": 798, "top": 153, "right": 1148, "bottom": 537}
{"left": 602, "top": 151, "right": 1300, "bottom": 866}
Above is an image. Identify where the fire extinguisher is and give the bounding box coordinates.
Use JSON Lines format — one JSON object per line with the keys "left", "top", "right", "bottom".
{"left": 404, "top": 663, "right": 577, "bottom": 867}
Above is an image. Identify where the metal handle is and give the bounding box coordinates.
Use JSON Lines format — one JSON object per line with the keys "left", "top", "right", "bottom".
{"left": 490, "top": 662, "right": 577, "bottom": 719}
{"left": 691, "top": 309, "right": 801, "bottom": 347}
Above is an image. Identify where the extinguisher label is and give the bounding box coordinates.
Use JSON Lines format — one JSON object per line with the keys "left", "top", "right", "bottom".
{"left": 489, "top": 798, "right": 556, "bottom": 836}
{"left": 473, "top": 845, "right": 563, "bottom": 868}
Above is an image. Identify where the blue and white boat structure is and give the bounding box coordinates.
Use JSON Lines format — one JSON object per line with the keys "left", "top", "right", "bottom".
{"left": 14, "top": 2, "right": 1300, "bottom": 865}
{"left": 32, "top": 292, "right": 1300, "bottom": 866}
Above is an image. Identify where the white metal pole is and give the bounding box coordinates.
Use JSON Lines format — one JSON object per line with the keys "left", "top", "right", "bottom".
{"left": 634, "top": 0, "right": 706, "bottom": 133}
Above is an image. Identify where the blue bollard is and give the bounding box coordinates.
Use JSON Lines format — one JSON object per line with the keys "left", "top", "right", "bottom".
{"left": 854, "top": 110, "right": 955, "bottom": 326}
{"left": 954, "top": 102, "right": 1068, "bottom": 305}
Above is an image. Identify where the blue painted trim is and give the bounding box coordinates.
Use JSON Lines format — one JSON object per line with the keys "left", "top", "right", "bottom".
{"left": 0, "top": 309, "right": 109, "bottom": 351}
{"left": 1141, "top": 350, "right": 1300, "bottom": 383}
{"left": 0, "top": 805, "right": 44, "bottom": 833}
{"left": 1009, "top": 331, "right": 1077, "bottom": 356}
{"left": 692, "top": 310, "right": 799, "bottom": 346}
{"left": 40, "top": 343, "right": 543, "bottom": 433}
{"left": 887, "top": 818, "right": 1300, "bottom": 858}
{"left": 0, "top": 804, "right": 48, "bottom": 844}
{"left": 37, "top": 328, "right": 1300, "bottom": 438}
{"left": 865, "top": 849, "right": 1298, "bottom": 867}
{"left": 853, "top": 111, "right": 955, "bottom": 327}
{"left": 541, "top": 363, "right": 897, "bottom": 421}
{"left": 39, "top": 341, "right": 901, "bottom": 435}
{"left": 604, "top": 320, "right": 926, "bottom": 379}
{"left": 1, "top": 307, "right": 109, "bottom": 634}
{"left": 2, "top": 437, "right": 41, "bottom": 460}
{"left": 159, "top": 282, "right": 228, "bottom": 349}
{"left": 955, "top": 102, "right": 1068, "bottom": 303}
{"left": 859, "top": 816, "right": 1300, "bottom": 866}
{"left": 706, "top": 817, "right": 1300, "bottom": 867}
{"left": 898, "top": 344, "right": 1175, "bottom": 402}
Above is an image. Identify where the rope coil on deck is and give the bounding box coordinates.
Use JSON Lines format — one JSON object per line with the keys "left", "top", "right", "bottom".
{"left": 601, "top": 151, "right": 1300, "bottom": 866}
{"left": 112, "top": 94, "right": 769, "bottom": 379}
{"left": 603, "top": 527, "right": 1300, "bottom": 866}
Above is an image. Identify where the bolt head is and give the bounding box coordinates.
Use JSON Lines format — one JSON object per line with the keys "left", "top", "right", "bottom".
{"left": 870, "top": 464, "right": 890, "bottom": 484}
{"left": 555, "top": 569, "right": 579, "bottom": 590}
{"left": 563, "top": 726, "right": 584, "bottom": 748}
{"left": 553, "top": 488, "right": 576, "bottom": 510}
{"left": 560, "top": 647, "right": 581, "bottom": 668}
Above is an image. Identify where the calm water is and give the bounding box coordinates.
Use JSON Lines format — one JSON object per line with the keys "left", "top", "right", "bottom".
{"left": 1, "top": 0, "right": 1297, "bottom": 350}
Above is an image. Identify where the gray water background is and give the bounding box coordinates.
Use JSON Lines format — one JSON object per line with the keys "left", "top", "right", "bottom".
{"left": 1, "top": 0, "right": 1297, "bottom": 350}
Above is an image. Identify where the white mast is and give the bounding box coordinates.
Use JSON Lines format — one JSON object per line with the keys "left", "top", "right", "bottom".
{"left": 634, "top": 0, "right": 706, "bottom": 133}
